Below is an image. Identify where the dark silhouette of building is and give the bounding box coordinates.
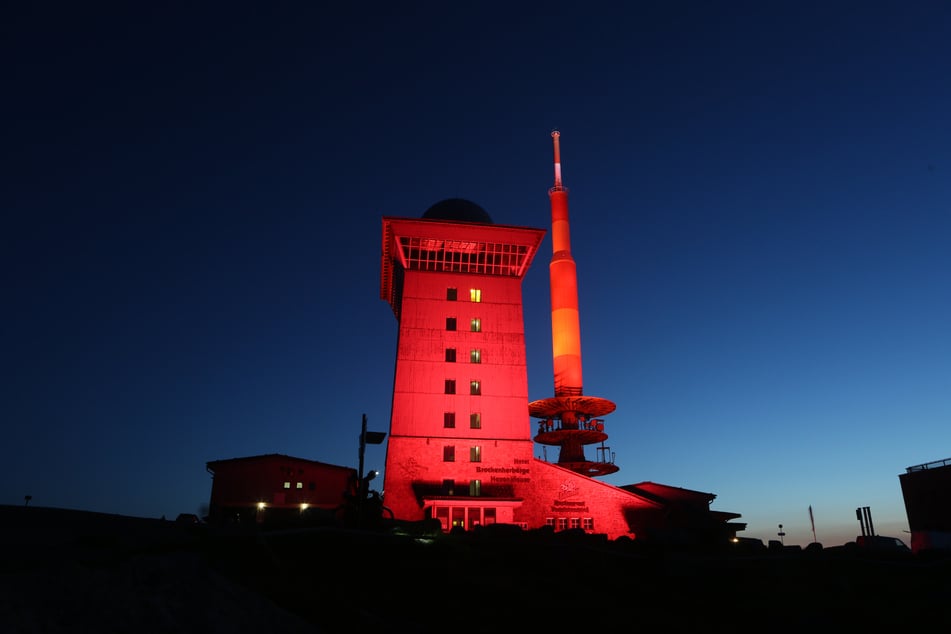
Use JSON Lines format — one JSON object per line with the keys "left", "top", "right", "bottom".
{"left": 900, "top": 456, "right": 951, "bottom": 553}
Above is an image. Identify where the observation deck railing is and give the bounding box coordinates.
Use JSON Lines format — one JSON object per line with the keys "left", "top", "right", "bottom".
{"left": 906, "top": 457, "right": 951, "bottom": 472}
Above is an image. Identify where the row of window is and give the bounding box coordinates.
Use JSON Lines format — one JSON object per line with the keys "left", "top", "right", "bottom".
{"left": 440, "top": 479, "right": 482, "bottom": 497}
{"left": 400, "top": 236, "right": 529, "bottom": 275}
{"left": 447, "top": 288, "right": 481, "bottom": 303}
{"left": 445, "top": 317, "right": 481, "bottom": 332}
{"left": 444, "top": 379, "right": 481, "bottom": 395}
{"left": 443, "top": 445, "right": 482, "bottom": 462}
{"left": 445, "top": 348, "right": 481, "bottom": 363}
{"left": 444, "top": 412, "right": 481, "bottom": 429}
{"left": 446, "top": 281, "right": 483, "bottom": 425}
{"left": 447, "top": 289, "right": 480, "bottom": 330}
{"left": 546, "top": 517, "right": 595, "bottom": 531}
{"left": 445, "top": 283, "right": 483, "bottom": 430}
{"left": 432, "top": 491, "right": 596, "bottom": 532}
{"left": 282, "top": 481, "right": 316, "bottom": 490}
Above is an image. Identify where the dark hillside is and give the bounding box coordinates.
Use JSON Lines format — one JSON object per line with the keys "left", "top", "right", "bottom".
{"left": 2, "top": 506, "right": 950, "bottom": 632}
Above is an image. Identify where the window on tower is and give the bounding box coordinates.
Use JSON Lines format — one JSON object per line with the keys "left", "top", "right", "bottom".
{"left": 444, "top": 412, "right": 455, "bottom": 428}
{"left": 469, "top": 288, "right": 481, "bottom": 302}
{"left": 569, "top": 518, "right": 581, "bottom": 529}
{"left": 445, "top": 348, "right": 456, "bottom": 363}
{"left": 582, "top": 517, "right": 594, "bottom": 530}
{"left": 445, "top": 379, "right": 456, "bottom": 394}
{"left": 470, "top": 413, "right": 481, "bottom": 429}
{"left": 447, "top": 288, "right": 457, "bottom": 301}
{"left": 469, "top": 380, "right": 481, "bottom": 396}
{"left": 443, "top": 446, "right": 455, "bottom": 462}
{"left": 470, "top": 349, "right": 481, "bottom": 363}
{"left": 470, "top": 318, "right": 481, "bottom": 332}
{"left": 469, "top": 446, "right": 481, "bottom": 462}
{"left": 446, "top": 317, "right": 457, "bottom": 331}
{"left": 557, "top": 518, "right": 568, "bottom": 531}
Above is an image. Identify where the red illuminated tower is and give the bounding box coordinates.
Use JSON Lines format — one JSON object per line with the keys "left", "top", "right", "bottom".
{"left": 529, "top": 130, "right": 619, "bottom": 477}
{"left": 380, "top": 202, "right": 545, "bottom": 529}
{"left": 375, "top": 134, "right": 745, "bottom": 541}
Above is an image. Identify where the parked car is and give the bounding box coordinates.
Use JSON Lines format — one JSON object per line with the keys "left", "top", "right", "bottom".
{"left": 175, "top": 513, "right": 201, "bottom": 524}
{"left": 855, "top": 535, "right": 911, "bottom": 552}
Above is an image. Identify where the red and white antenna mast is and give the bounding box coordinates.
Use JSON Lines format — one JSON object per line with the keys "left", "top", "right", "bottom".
{"left": 552, "top": 129, "right": 564, "bottom": 189}
{"left": 548, "top": 129, "right": 582, "bottom": 396}
{"left": 530, "top": 130, "right": 619, "bottom": 477}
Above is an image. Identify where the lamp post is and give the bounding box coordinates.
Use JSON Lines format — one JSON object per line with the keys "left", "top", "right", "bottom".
{"left": 359, "top": 413, "right": 387, "bottom": 484}
{"left": 778, "top": 524, "right": 785, "bottom": 545}
{"left": 357, "top": 413, "right": 387, "bottom": 526}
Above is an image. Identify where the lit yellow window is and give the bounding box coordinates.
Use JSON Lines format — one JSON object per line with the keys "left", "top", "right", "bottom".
{"left": 470, "top": 349, "right": 481, "bottom": 363}
{"left": 470, "top": 318, "right": 481, "bottom": 332}
{"left": 470, "top": 288, "right": 481, "bottom": 302}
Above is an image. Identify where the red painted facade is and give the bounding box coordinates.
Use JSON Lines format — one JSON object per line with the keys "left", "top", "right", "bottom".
{"left": 380, "top": 215, "right": 545, "bottom": 529}
{"left": 206, "top": 454, "right": 356, "bottom": 525}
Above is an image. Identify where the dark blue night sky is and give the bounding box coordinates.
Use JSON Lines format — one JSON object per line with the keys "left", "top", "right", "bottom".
{"left": 4, "top": 1, "right": 950, "bottom": 546}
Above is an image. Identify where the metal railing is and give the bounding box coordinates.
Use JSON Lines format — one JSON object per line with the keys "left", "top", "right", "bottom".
{"left": 906, "top": 457, "right": 951, "bottom": 472}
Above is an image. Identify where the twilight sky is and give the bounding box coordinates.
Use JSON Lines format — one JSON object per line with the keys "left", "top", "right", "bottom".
{"left": 4, "top": 1, "right": 950, "bottom": 547}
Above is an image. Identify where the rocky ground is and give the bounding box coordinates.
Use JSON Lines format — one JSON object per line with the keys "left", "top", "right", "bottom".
{"left": 2, "top": 505, "right": 950, "bottom": 632}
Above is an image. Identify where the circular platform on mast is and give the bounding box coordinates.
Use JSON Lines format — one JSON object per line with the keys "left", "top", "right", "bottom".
{"left": 528, "top": 395, "right": 616, "bottom": 419}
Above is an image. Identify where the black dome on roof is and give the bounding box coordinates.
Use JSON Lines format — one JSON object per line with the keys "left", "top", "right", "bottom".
{"left": 422, "top": 198, "right": 493, "bottom": 224}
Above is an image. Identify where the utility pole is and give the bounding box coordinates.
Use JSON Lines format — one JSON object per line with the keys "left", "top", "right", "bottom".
{"left": 809, "top": 505, "right": 817, "bottom": 543}
{"left": 358, "top": 413, "right": 387, "bottom": 484}
{"left": 357, "top": 413, "right": 387, "bottom": 526}
{"left": 359, "top": 413, "right": 367, "bottom": 486}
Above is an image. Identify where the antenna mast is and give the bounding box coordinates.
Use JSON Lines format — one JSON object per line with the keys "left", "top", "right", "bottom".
{"left": 530, "top": 130, "right": 619, "bottom": 477}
